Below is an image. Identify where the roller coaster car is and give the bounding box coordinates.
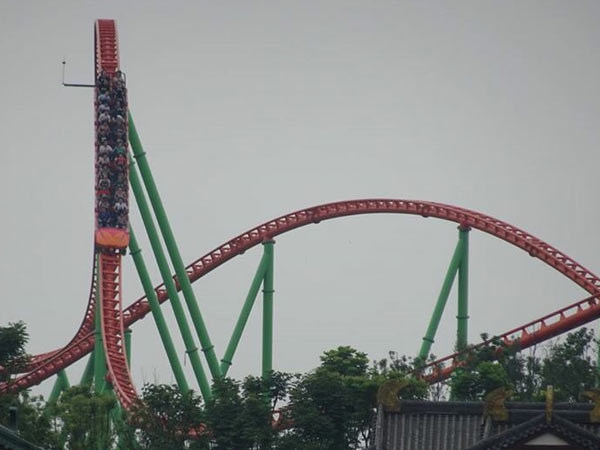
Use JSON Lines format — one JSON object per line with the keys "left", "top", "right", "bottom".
{"left": 95, "top": 228, "right": 129, "bottom": 251}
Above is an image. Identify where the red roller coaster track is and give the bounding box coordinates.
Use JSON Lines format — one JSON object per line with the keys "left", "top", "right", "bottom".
{"left": 93, "top": 19, "right": 137, "bottom": 410}
{"left": 2, "top": 23, "right": 599, "bottom": 413}
{"left": 3, "top": 199, "right": 600, "bottom": 404}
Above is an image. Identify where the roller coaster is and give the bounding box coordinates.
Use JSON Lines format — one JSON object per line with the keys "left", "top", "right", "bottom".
{"left": 2, "top": 19, "right": 600, "bottom": 416}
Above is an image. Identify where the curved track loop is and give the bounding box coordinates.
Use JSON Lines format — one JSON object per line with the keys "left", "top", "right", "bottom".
{"left": 7, "top": 18, "right": 122, "bottom": 380}
{"left": 20, "top": 254, "right": 98, "bottom": 373}
{"left": 5, "top": 199, "right": 600, "bottom": 394}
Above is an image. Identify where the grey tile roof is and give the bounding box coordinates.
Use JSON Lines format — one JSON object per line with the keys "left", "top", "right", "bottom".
{"left": 0, "top": 425, "right": 45, "bottom": 450}
{"left": 375, "top": 400, "right": 600, "bottom": 450}
{"left": 466, "top": 414, "right": 600, "bottom": 450}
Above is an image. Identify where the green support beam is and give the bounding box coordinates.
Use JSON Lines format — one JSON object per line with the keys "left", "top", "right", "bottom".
{"left": 221, "top": 251, "right": 269, "bottom": 376}
{"left": 129, "top": 112, "right": 221, "bottom": 380}
{"left": 125, "top": 328, "right": 132, "bottom": 366}
{"left": 80, "top": 351, "right": 95, "bottom": 386}
{"left": 418, "top": 235, "right": 464, "bottom": 361}
{"left": 48, "top": 370, "right": 70, "bottom": 404}
{"left": 456, "top": 227, "right": 470, "bottom": 352}
{"left": 262, "top": 240, "right": 275, "bottom": 378}
{"left": 128, "top": 227, "right": 190, "bottom": 393}
{"left": 128, "top": 154, "right": 211, "bottom": 399}
{"left": 94, "top": 254, "right": 107, "bottom": 394}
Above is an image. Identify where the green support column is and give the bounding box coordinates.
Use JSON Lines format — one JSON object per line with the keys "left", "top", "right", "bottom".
{"left": 221, "top": 252, "right": 269, "bottom": 376}
{"left": 596, "top": 321, "right": 600, "bottom": 387}
{"left": 94, "top": 255, "right": 107, "bottom": 394}
{"left": 80, "top": 351, "right": 95, "bottom": 386}
{"left": 125, "top": 328, "right": 132, "bottom": 366}
{"left": 129, "top": 112, "right": 221, "bottom": 380}
{"left": 58, "top": 370, "right": 70, "bottom": 390}
{"left": 128, "top": 155, "right": 211, "bottom": 399}
{"left": 129, "top": 227, "right": 190, "bottom": 393}
{"left": 597, "top": 321, "right": 600, "bottom": 385}
{"left": 418, "top": 236, "right": 464, "bottom": 361}
{"left": 456, "top": 227, "right": 470, "bottom": 352}
{"left": 48, "top": 370, "right": 70, "bottom": 404}
{"left": 262, "top": 240, "right": 275, "bottom": 378}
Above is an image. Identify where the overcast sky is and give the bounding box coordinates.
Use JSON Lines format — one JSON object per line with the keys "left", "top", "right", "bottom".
{"left": 1, "top": 1, "right": 599, "bottom": 395}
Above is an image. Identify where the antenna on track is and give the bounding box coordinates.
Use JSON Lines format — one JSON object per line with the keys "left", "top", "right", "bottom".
{"left": 61, "top": 59, "right": 95, "bottom": 88}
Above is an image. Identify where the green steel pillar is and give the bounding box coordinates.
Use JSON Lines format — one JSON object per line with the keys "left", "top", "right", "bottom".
{"left": 94, "top": 255, "right": 107, "bottom": 394}
{"left": 596, "top": 320, "right": 600, "bottom": 386}
{"left": 48, "top": 370, "right": 70, "bottom": 404}
{"left": 221, "top": 252, "right": 269, "bottom": 376}
{"left": 58, "top": 370, "right": 70, "bottom": 390}
{"left": 47, "top": 377, "right": 62, "bottom": 405}
{"left": 262, "top": 240, "right": 275, "bottom": 378}
{"left": 417, "top": 237, "right": 464, "bottom": 361}
{"left": 128, "top": 227, "right": 190, "bottom": 393}
{"left": 80, "top": 351, "right": 95, "bottom": 386}
{"left": 456, "top": 227, "right": 470, "bottom": 352}
{"left": 124, "top": 329, "right": 132, "bottom": 366}
{"left": 128, "top": 155, "right": 210, "bottom": 398}
{"left": 129, "top": 112, "right": 221, "bottom": 380}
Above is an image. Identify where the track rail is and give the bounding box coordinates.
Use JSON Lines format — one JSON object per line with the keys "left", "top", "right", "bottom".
{"left": 20, "top": 254, "right": 98, "bottom": 372}
{"left": 4, "top": 199, "right": 600, "bottom": 395}
{"left": 99, "top": 254, "right": 136, "bottom": 409}
{"left": 96, "top": 19, "right": 119, "bottom": 75}
{"left": 423, "top": 293, "right": 600, "bottom": 382}
{"left": 93, "top": 19, "right": 137, "bottom": 408}
{"left": 15, "top": 19, "right": 122, "bottom": 375}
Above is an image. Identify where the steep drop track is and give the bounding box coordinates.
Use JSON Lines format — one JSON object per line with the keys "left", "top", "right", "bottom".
{"left": 99, "top": 253, "right": 136, "bottom": 409}
{"left": 4, "top": 200, "right": 600, "bottom": 399}
{"left": 93, "top": 19, "right": 137, "bottom": 409}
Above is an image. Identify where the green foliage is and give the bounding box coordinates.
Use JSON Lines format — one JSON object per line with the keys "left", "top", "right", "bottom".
{"left": 0, "top": 322, "right": 57, "bottom": 448}
{"left": 0, "top": 391, "right": 57, "bottom": 449}
{"left": 450, "top": 362, "right": 512, "bottom": 401}
{"left": 0, "top": 321, "right": 30, "bottom": 383}
{"left": 204, "top": 372, "right": 291, "bottom": 450}
{"left": 55, "top": 386, "right": 116, "bottom": 450}
{"left": 449, "top": 328, "right": 598, "bottom": 402}
{"left": 281, "top": 345, "right": 407, "bottom": 449}
{"left": 3, "top": 324, "right": 597, "bottom": 450}
{"left": 541, "top": 328, "right": 597, "bottom": 402}
{"left": 320, "top": 346, "right": 369, "bottom": 377}
{"left": 131, "top": 383, "right": 207, "bottom": 450}
{"left": 372, "top": 351, "right": 429, "bottom": 400}
{"left": 284, "top": 369, "right": 360, "bottom": 449}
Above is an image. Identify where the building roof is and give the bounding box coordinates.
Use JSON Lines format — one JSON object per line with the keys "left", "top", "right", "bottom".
{"left": 375, "top": 399, "right": 600, "bottom": 450}
{"left": 0, "top": 425, "right": 45, "bottom": 450}
{"left": 466, "top": 413, "right": 600, "bottom": 450}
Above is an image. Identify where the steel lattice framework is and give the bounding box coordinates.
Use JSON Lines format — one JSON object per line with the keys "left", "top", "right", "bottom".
{"left": 2, "top": 20, "right": 600, "bottom": 414}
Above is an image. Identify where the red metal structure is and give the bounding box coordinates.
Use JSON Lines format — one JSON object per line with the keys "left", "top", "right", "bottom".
{"left": 2, "top": 21, "right": 600, "bottom": 415}
{"left": 94, "top": 19, "right": 129, "bottom": 250}
{"left": 4, "top": 200, "right": 600, "bottom": 399}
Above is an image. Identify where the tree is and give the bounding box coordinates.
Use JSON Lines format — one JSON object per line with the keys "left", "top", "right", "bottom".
{"left": 280, "top": 346, "right": 422, "bottom": 450}
{"left": 372, "top": 351, "right": 429, "bottom": 401}
{"left": 130, "top": 383, "right": 207, "bottom": 450}
{"left": 0, "top": 322, "right": 57, "bottom": 448}
{"left": 54, "top": 386, "right": 117, "bottom": 450}
{"left": 449, "top": 328, "right": 599, "bottom": 402}
{"left": 450, "top": 362, "right": 512, "bottom": 401}
{"left": 540, "top": 328, "right": 597, "bottom": 402}
{"left": 204, "top": 373, "right": 290, "bottom": 450}
{"left": 0, "top": 321, "right": 30, "bottom": 383}
{"left": 320, "top": 346, "right": 369, "bottom": 377}
{"left": 0, "top": 390, "right": 57, "bottom": 449}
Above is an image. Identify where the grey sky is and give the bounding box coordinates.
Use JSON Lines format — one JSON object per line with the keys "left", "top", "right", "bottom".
{"left": 1, "top": 1, "right": 599, "bottom": 394}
